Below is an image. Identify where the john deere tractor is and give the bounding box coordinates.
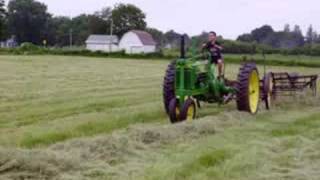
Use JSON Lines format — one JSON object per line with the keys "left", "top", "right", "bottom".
{"left": 163, "top": 36, "right": 262, "bottom": 123}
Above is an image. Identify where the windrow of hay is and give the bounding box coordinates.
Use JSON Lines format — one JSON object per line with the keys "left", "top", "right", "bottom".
{"left": 0, "top": 148, "right": 78, "bottom": 180}
{"left": 255, "top": 137, "right": 320, "bottom": 180}
{"left": 0, "top": 96, "right": 319, "bottom": 180}
{"left": 0, "top": 110, "right": 252, "bottom": 180}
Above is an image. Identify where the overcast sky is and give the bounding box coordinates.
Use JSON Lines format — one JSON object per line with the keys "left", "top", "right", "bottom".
{"left": 4, "top": 0, "right": 319, "bottom": 39}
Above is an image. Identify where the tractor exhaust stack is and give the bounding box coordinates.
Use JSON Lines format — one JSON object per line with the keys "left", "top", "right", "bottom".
{"left": 180, "top": 35, "right": 186, "bottom": 59}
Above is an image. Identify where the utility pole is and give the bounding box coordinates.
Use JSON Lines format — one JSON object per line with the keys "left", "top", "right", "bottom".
{"left": 104, "top": 12, "right": 113, "bottom": 52}
{"left": 110, "top": 18, "right": 113, "bottom": 37}
{"left": 109, "top": 17, "right": 113, "bottom": 52}
{"left": 69, "top": 28, "right": 73, "bottom": 48}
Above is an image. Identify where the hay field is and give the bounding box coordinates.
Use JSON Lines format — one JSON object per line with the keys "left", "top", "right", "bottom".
{"left": 0, "top": 55, "right": 319, "bottom": 180}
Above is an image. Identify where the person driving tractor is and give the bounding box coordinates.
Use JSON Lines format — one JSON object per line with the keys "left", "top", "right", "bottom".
{"left": 202, "top": 31, "right": 224, "bottom": 79}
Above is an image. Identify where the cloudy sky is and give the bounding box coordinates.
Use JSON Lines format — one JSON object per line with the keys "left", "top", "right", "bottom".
{"left": 4, "top": 0, "right": 319, "bottom": 39}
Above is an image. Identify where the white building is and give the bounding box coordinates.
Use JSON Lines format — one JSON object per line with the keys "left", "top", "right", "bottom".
{"left": 119, "top": 30, "right": 156, "bottom": 54}
{"left": 0, "top": 36, "right": 18, "bottom": 48}
{"left": 85, "top": 35, "right": 119, "bottom": 52}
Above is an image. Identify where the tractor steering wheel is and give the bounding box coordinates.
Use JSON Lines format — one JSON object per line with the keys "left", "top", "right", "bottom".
{"left": 201, "top": 48, "right": 211, "bottom": 60}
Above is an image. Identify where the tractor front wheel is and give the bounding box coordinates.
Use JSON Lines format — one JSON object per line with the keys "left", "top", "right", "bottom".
{"left": 180, "top": 98, "right": 197, "bottom": 122}
{"left": 168, "top": 98, "right": 180, "bottom": 123}
{"left": 237, "top": 63, "right": 260, "bottom": 114}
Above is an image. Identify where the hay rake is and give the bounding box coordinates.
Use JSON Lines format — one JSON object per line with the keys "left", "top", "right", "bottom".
{"left": 268, "top": 72, "right": 318, "bottom": 99}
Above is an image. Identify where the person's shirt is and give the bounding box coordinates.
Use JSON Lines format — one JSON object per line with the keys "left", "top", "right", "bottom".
{"left": 204, "top": 41, "right": 222, "bottom": 58}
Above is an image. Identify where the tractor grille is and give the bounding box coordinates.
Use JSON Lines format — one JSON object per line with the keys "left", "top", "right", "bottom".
{"left": 176, "top": 68, "right": 193, "bottom": 90}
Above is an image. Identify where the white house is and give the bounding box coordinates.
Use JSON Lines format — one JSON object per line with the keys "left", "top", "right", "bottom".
{"left": 119, "top": 30, "right": 156, "bottom": 54}
{"left": 0, "top": 36, "right": 18, "bottom": 48}
{"left": 85, "top": 35, "right": 119, "bottom": 52}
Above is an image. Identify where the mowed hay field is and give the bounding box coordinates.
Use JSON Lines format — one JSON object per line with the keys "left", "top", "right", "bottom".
{"left": 0, "top": 55, "right": 320, "bottom": 180}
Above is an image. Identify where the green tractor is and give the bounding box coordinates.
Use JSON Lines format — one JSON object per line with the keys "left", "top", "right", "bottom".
{"left": 163, "top": 36, "right": 269, "bottom": 123}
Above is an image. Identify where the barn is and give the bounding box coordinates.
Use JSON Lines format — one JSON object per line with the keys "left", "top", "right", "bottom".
{"left": 119, "top": 30, "right": 156, "bottom": 54}
{"left": 85, "top": 35, "right": 119, "bottom": 52}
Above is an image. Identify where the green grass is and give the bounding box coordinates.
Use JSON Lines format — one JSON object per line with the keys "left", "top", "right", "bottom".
{"left": 138, "top": 106, "right": 320, "bottom": 180}
{"left": 0, "top": 55, "right": 318, "bottom": 148}
{"left": 0, "top": 55, "right": 319, "bottom": 180}
{"left": 0, "top": 55, "right": 169, "bottom": 147}
{"left": 170, "top": 148, "right": 231, "bottom": 179}
{"left": 224, "top": 53, "right": 320, "bottom": 67}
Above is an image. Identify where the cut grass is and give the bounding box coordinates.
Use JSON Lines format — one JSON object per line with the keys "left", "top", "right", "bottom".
{"left": 20, "top": 107, "right": 166, "bottom": 148}
{"left": 139, "top": 103, "right": 320, "bottom": 180}
{"left": 270, "top": 112, "right": 320, "bottom": 138}
{"left": 0, "top": 55, "right": 319, "bottom": 180}
{"left": 170, "top": 149, "right": 231, "bottom": 180}
{"left": 0, "top": 55, "right": 319, "bottom": 148}
{"left": 0, "top": 55, "right": 168, "bottom": 147}
{"left": 0, "top": 95, "right": 318, "bottom": 179}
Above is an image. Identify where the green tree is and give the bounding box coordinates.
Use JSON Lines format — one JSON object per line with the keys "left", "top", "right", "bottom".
{"left": 292, "top": 25, "right": 304, "bottom": 47}
{"left": 111, "top": 3, "right": 146, "bottom": 36}
{"left": 8, "top": 0, "right": 51, "bottom": 44}
{"left": 164, "top": 30, "right": 182, "bottom": 48}
{"left": 88, "top": 15, "right": 108, "bottom": 34}
{"left": 7, "top": 0, "right": 51, "bottom": 44}
{"left": 49, "top": 14, "right": 107, "bottom": 46}
{"left": 0, "top": 0, "right": 6, "bottom": 40}
{"left": 251, "top": 25, "right": 274, "bottom": 43}
{"left": 191, "top": 31, "right": 210, "bottom": 48}
{"left": 47, "top": 16, "right": 72, "bottom": 46}
{"left": 293, "top": 25, "right": 302, "bottom": 34}
{"left": 70, "top": 14, "right": 90, "bottom": 46}
{"left": 94, "top": 7, "right": 113, "bottom": 34}
{"left": 237, "top": 33, "right": 254, "bottom": 42}
{"left": 146, "top": 27, "right": 165, "bottom": 48}
{"left": 306, "top": 25, "right": 317, "bottom": 44}
{"left": 95, "top": 7, "right": 112, "bottom": 20}
{"left": 316, "top": 34, "right": 320, "bottom": 43}
{"left": 283, "top": 24, "right": 290, "bottom": 33}
{"left": 237, "top": 24, "right": 305, "bottom": 48}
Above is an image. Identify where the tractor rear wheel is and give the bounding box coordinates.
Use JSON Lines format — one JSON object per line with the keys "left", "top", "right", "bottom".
{"left": 163, "top": 60, "right": 176, "bottom": 114}
{"left": 180, "top": 98, "right": 196, "bottom": 122}
{"left": 237, "top": 63, "right": 260, "bottom": 114}
{"left": 168, "top": 98, "right": 180, "bottom": 123}
{"left": 263, "top": 72, "right": 273, "bottom": 110}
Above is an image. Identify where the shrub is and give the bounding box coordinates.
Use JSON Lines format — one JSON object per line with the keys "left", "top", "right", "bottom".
{"left": 19, "top": 42, "right": 41, "bottom": 51}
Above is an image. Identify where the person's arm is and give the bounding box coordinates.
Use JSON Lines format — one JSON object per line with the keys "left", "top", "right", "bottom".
{"left": 202, "top": 42, "right": 209, "bottom": 50}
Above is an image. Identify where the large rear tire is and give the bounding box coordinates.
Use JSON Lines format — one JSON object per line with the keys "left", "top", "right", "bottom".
{"left": 163, "top": 60, "right": 176, "bottom": 114}
{"left": 237, "top": 63, "right": 260, "bottom": 114}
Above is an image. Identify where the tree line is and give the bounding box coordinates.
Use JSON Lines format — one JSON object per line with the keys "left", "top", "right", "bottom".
{"left": 237, "top": 24, "right": 320, "bottom": 48}
{"left": 1, "top": 0, "right": 320, "bottom": 56}
{"left": 0, "top": 0, "right": 147, "bottom": 46}
{"left": 0, "top": 0, "right": 187, "bottom": 48}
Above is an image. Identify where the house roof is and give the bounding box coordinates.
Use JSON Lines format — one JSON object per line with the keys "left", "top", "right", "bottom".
{"left": 131, "top": 30, "right": 156, "bottom": 46}
{"left": 86, "top": 35, "right": 119, "bottom": 44}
